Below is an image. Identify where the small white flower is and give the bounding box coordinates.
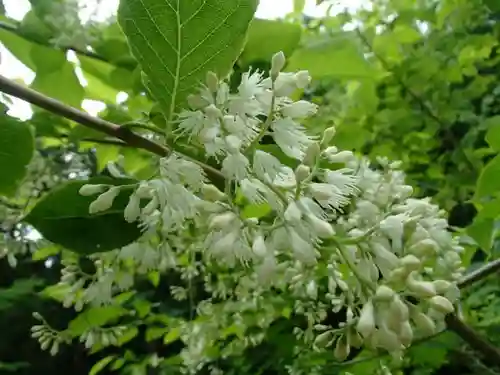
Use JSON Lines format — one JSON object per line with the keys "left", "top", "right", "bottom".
{"left": 124, "top": 194, "right": 141, "bottom": 223}
{"left": 177, "top": 110, "right": 205, "bottom": 137}
{"left": 272, "top": 117, "right": 314, "bottom": 160}
{"left": 253, "top": 150, "right": 285, "bottom": 182}
{"left": 294, "top": 70, "right": 312, "bottom": 88}
{"left": 222, "top": 152, "right": 249, "bottom": 181}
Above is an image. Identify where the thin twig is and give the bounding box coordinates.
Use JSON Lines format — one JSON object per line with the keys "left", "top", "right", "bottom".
{"left": 458, "top": 259, "right": 500, "bottom": 289}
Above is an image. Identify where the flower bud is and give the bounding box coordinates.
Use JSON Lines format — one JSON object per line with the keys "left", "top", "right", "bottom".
{"left": 284, "top": 202, "right": 302, "bottom": 222}
{"left": 302, "top": 142, "right": 321, "bottom": 166}
{"left": 79, "top": 184, "right": 106, "bottom": 196}
{"left": 325, "top": 150, "right": 354, "bottom": 164}
{"left": 306, "top": 280, "right": 318, "bottom": 299}
{"left": 89, "top": 187, "right": 120, "bottom": 214}
{"left": 374, "top": 327, "right": 401, "bottom": 352}
{"left": 307, "top": 215, "right": 334, "bottom": 238}
{"left": 209, "top": 212, "right": 237, "bottom": 230}
{"left": 295, "top": 164, "right": 310, "bottom": 182}
{"left": 124, "top": 194, "right": 141, "bottom": 223}
{"left": 270, "top": 51, "right": 286, "bottom": 79}
{"left": 412, "top": 312, "right": 436, "bottom": 336}
{"left": 202, "top": 184, "right": 226, "bottom": 202}
{"left": 106, "top": 161, "right": 122, "bottom": 178}
{"left": 204, "top": 104, "right": 222, "bottom": 119}
{"left": 398, "top": 321, "right": 413, "bottom": 347}
{"left": 206, "top": 71, "right": 219, "bottom": 92}
{"left": 408, "top": 238, "right": 438, "bottom": 256}
{"left": 321, "top": 126, "right": 336, "bottom": 147}
{"left": 429, "top": 295, "right": 454, "bottom": 314}
{"left": 432, "top": 280, "right": 452, "bottom": 294}
{"left": 225, "top": 135, "right": 242, "bottom": 154}
{"left": 400, "top": 254, "right": 421, "bottom": 271}
{"left": 334, "top": 336, "right": 350, "bottom": 361}
{"left": 252, "top": 235, "right": 267, "bottom": 257}
{"left": 357, "top": 301, "right": 376, "bottom": 338}
{"left": 389, "top": 296, "right": 409, "bottom": 322}
{"left": 187, "top": 94, "right": 207, "bottom": 109}
{"left": 375, "top": 285, "right": 395, "bottom": 302}
{"left": 314, "top": 330, "right": 333, "bottom": 347}
{"left": 142, "top": 196, "right": 159, "bottom": 216}
{"left": 406, "top": 272, "right": 436, "bottom": 298}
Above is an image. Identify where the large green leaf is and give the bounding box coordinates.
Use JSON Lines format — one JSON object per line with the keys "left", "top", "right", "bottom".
{"left": 68, "top": 305, "right": 128, "bottom": 336}
{"left": 287, "top": 32, "right": 376, "bottom": 78}
{"left": 0, "top": 115, "right": 35, "bottom": 196}
{"left": 239, "top": 19, "right": 302, "bottom": 67}
{"left": 484, "top": 116, "right": 500, "bottom": 150}
{"left": 30, "top": 45, "right": 84, "bottom": 108}
{"left": 475, "top": 155, "right": 500, "bottom": 199}
{"left": 24, "top": 177, "right": 142, "bottom": 254}
{"left": 117, "top": 0, "right": 258, "bottom": 121}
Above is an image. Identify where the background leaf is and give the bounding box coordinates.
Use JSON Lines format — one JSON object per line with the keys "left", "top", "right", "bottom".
{"left": 24, "top": 177, "right": 142, "bottom": 254}
{"left": 0, "top": 115, "right": 34, "bottom": 196}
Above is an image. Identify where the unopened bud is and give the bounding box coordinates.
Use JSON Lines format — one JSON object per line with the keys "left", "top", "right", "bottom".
{"left": 89, "top": 187, "right": 120, "bottom": 214}
{"left": 270, "top": 51, "right": 286, "bottom": 79}
{"left": 202, "top": 184, "right": 226, "bottom": 202}
{"left": 375, "top": 285, "right": 395, "bottom": 302}
{"left": 400, "top": 254, "right": 421, "bottom": 271}
{"left": 295, "top": 164, "right": 311, "bottom": 182}
{"left": 284, "top": 202, "right": 302, "bottom": 222}
{"left": 334, "top": 336, "right": 350, "bottom": 361}
{"left": 412, "top": 312, "right": 436, "bottom": 335}
{"left": 204, "top": 104, "right": 222, "bottom": 119}
{"left": 429, "top": 295, "right": 454, "bottom": 314}
{"left": 79, "top": 184, "right": 107, "bottom": 196}
{"left": 303, "top": 142, "right": 321, "bottom": 166}
{"left": 307, "top": 215, "right": 334, "bottom": 238}
{"left": 252, "top": 235, "right": 267, "bottom": 257}
{"left": 356, "top": 301, "right": 375, "bottom": 338}
{"left": 209, "top": 212, "right": 237, "bottom": 230}
{"left": 321, "top": 126, "right": 336, "bottom": 148}
{"left": 124, "top": 194, "right": 141, "bottom": 223}
{"left": 399, "top": 321, "right": 413, "bottom": 347}
{"left": 206, "top": 71, "right": 219, "bottom": 92}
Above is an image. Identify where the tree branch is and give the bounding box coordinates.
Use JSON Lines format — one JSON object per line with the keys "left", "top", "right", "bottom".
{"left": 0, "top": 75, "right": 225, "bottom": 187}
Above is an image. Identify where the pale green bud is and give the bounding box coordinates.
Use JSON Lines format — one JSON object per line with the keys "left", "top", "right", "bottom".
{"left": 357, "top": 300, "right": 376, "bottom": 338}
{"left": 284, "top": 202, "right": 302, "bottom": 222}
{"left": 79, "top": 184, "right": 107, "bottom": 196}
{"left": 408, "top": 238, "right": 438, "bottom": 256}
{"left": 295, "top": 164, "right": 311, "bottom": 182}
{"left": 432, "top": 280, "right": 452, "bottom": 294}
{"left": 389, "top": 296, "right": 409, "bottom": 322}
{"left": 89, "top": 187, "right": 120, "bottom": 214}
{"left": 375, "top": 327, "right": 401, "bottom": 352}
{"left": 334, "top": 336, "right": 350, "bottom": 361}
{"left": 252, "top": 235, "right": 267, "bottom": 257}
{"left": 302, "top": 142, "right": 321, "bottom": 166}
{"left": 406, "top": 272, "right": 436, "bottom": 298}
{"left": 412, "top": 312, "right": 436, "bottom": 336}
{"left": 202, "top": 184, "right": 226, "bottom": 202}
{"left": 270, "top": 51, "right": 286, "bottom": 79}
{"left": 124, "top": 194, "right": 141, "bottom": 223}
{"left": 398, "top": 321, "right": 413, "bottom": 347}
{"left": 314, "top": 330, "right": 333, "bottom": 347}
{"left": 374, "top": 285, "right": 395, "bottom": 302}
{"left": 307, "top": 215, "right": 334, "bottom": 238}
{"left": 400, "top": 254, "right": 421, "bottom": 271}
{"left": 204, "top": 104, "right": 223, "bottom": 119}
{"left": 320, "top": 126, "right": 336, "bottom": 148}
{"left": 206, "top": 71, "right": 219, "bottom": 92}
{"left": 429, "top": 295, "right": 454, "bottom": 314}
{"left": 209, "top": 212, "right": 237, "bottom": 230}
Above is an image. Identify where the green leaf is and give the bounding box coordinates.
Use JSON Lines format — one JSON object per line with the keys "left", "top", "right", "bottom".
{"left": 89, "top": 356, "right": 115, "bottom": 375}
{"left": 484, "top": 116, "right": 500, "bottom": 150}
{"left": 117, "top": 0, "right": 258, "bottom": 121}
{"left": 32, "top": 245, "right": 60, "bottom": 261}
{"left": 163, "top": 328, "right": 181, "bottom": 344}
{"left": 68, "top": 305, "right": 128, "bottom": 336}
{"left": 467, "top": 217, "right": 494, "bottom": 253}
{"left": 242, "top": 203, "right": 272, "bottom": 219}
{"left": 30, "top": 45, "right": 84, "bottom": 108}
{"left": 24, "top": 177, "right": 142, "bottom": 254}
{"left": 0, "top": 115, "right": 35, "bottom": 196}
{"left": 0, "top": 28, "right": 36, "bottom": 70}
{"left": 146, "top": 327, "right": 168, "bottom": 341}
{"left": 239, "top": 19, "right": 302, "bottom": 67}
{"left": 476, "top": 155, "right": 500, "bottom": 199}
{"left": 116, "top": 327, "right": 139, "bottom": 346}
{"left": 39, "top": 283, "right": 72, "bottom": 302}
{"left": 287, "top": 32, "right": 376, "bottom": 79}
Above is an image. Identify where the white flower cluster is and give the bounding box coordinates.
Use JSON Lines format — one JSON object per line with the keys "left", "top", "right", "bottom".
{"left": 37, "top": 52, "right": 464, "bottom": 371}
